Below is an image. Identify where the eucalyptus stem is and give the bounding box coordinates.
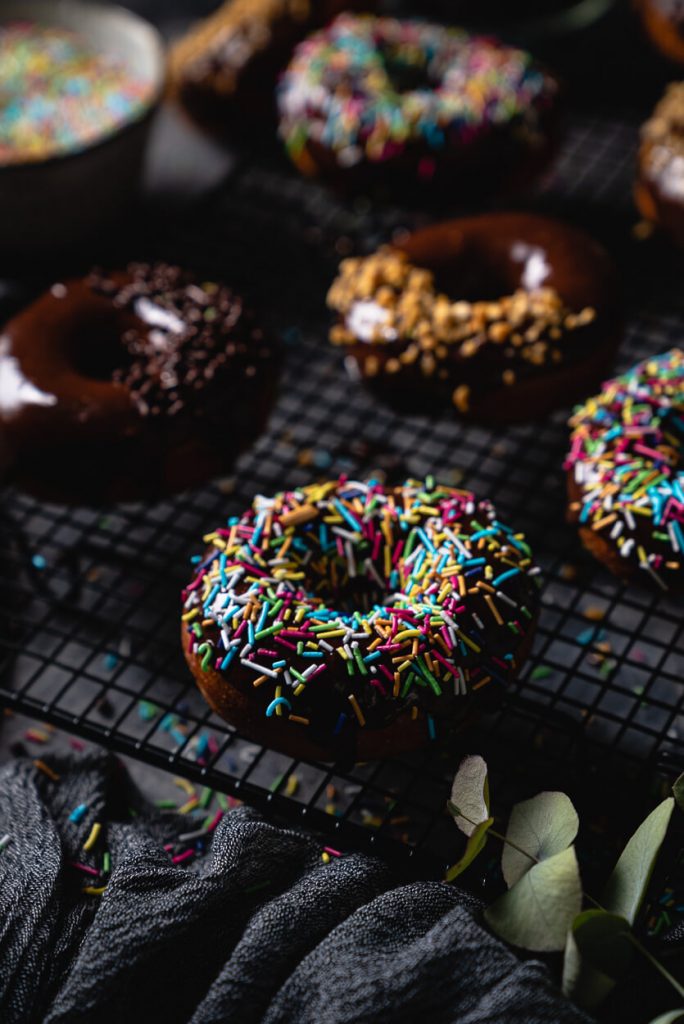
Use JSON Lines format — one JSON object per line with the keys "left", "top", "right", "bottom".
{"left": 628, "top": 934, "right": 684, "bottom": 1002}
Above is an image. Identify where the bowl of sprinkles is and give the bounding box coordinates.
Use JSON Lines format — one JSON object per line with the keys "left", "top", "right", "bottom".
{"left": 0, "top": 1, "right": 165, "bottom": 253}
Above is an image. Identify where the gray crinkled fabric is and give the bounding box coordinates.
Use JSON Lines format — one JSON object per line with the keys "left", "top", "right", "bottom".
{"left": 0, "top": 754, "right": 593, "bottom": 1024}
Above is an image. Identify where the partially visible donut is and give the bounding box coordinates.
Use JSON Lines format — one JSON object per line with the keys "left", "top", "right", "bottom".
{"left": 637, "top": 0, "right": 684, "bottom": 64}
{"left": 565, "top": 349, "right": 684, "bottom": 591}
{"left": 169, "top": 0, "right": 355, "bottom": 129}
{"left": 277, "top": 14, "right": 560, "bottom": 198}
{"left": 181, "top": 477, "right": 542, "bottom": 762}
{"left": 636, "top": 82, "right": 684, "bottom": 246}
{"left": 0, "top": 263, "right": 278, "bottom": 504}
{"left": 327, "top": 213, "right": 620, "bottom": 422}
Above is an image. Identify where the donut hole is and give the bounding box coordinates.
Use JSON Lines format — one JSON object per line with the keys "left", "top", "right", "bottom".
{"left": 378, "top": 44, "right": 434, "bottom": 93}
{"left": 314, "top": 567, "right": 387, "bottom": 615}
{"left": 68, "top": 317, "right": 134, "bottom": 381}
{"left": 430, "top": 257, "right": 514, "bottom": 303}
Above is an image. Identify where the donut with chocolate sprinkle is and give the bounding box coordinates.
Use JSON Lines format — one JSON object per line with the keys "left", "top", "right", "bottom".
{"left": 181, "top": 477, "right": 541, "bottom": 761}
{"left": 0, "top": 263, "right": 279, "bottom": 503}
{"left": 277, "top": 14, "right": 560, "bottom": 197}
{"left": 327, "top": 213, "right": 621, "bottom": 422}
{"left": 566, "top": 349, "right": 684, "bottom": 592}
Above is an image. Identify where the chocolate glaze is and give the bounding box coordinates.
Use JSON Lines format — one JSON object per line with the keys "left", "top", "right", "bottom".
{"left": 340, "top": 212, "right": 620, "bottom": 422}
{"left": 0, "top": 264, "right": 279, "bottom": 504}
{"left": 298, "top": 106, "right": 561, "bottom": 204}
{"left": 183, "top": 620, "right": 531, "bottom": 763}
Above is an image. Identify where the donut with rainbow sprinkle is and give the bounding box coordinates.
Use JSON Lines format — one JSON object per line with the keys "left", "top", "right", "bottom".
{"left": 181, "top": 478, "right": 541, "bottom": 761}
{"left": 276, "top": 13, "right": 559, "bottom": 196}
{"left": 566, "top": 349, "right": 684, "bottom": 591}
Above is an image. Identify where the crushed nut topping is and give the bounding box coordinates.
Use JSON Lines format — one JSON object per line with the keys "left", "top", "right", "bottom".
{"left": 641, "top": 81, "right": 684, "bottom": 162}
{"left": 327, "top": 248, "right": 597, "bottom": 383}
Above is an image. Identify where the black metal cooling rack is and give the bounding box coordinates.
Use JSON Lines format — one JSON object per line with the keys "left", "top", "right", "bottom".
{"left": 0, "top": 112, "right": 683, "bottom": 877}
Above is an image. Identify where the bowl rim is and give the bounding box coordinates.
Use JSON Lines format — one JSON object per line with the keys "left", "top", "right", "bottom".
{"left": 0, "top": 0, "right": 167, "bottom": 175}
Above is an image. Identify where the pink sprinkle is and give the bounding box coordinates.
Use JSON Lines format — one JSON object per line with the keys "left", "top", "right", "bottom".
{"left": 418, "top": 157, "right": 436, "bottom": 180}
{"left": 275, "top": 637, "right": 297, "bottom": 651}
{"left": 70, "top": 861, "right": 100, "bottom": 876}
{"left": 206, "top": 810, "right": 224, "bottom": 833}
{"left": 432, "top": 650, "right": 457, "bottom": 676}
{"left": 323, "top": 846, "right": 341, "bottom": 857}
{"left": 172, "top": 849, "right": 195, "bottom": 865}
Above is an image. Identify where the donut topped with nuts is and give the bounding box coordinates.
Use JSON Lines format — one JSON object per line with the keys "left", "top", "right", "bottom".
{"left": 636, "top": 82, "right": 684, "bottom": 245}
{"left": 327, "top": 214, "right": 620, "bottom": 422}
{"left": 181, "top": 477, "right": 541, "bottom": 760}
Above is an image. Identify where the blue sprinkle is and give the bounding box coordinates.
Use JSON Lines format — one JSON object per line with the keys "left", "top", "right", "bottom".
{"left": 266, "top": 697, "right": 292, "bottom": 717}
{"left": 69, "top": 803, "right": 88, "bottom": 823}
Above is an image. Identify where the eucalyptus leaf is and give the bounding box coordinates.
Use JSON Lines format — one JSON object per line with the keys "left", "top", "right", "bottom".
{"left": 571, "top": 910, "right": 634, "bottom": 979}
{"left": 449, "top": 756, "right": 490, "bottom": 837}
{"left": 446, "top": 817, "right": 493, "bottom": 881}
{"left": 648, "top": 1011, "right": 684, "bottom": 1024}
{"left": 484, "top": 845, "right": 582, "bottom": 952}
{"left": 562, "top": 928, "right": 617, "bottom": 1010}
{"left": 602, "top": 797, "right": 674, "bottom": 925}
{"left": 502, "top": 791, "right": 579, "bottom": 888}
{"left": 674, "top": 774, "right": 684, "bottom": 814}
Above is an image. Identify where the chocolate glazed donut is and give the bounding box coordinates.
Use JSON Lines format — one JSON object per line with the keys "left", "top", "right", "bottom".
{"left": 328, "top": 213, "right": 621, "bottom": 423}
{"left": 181, "top": 479, "right": 542, "bottom": 762}
{"left": 169, "top": 0, "right": 362, "bottom": 131}
{"left": 0, "top": 264, "right": 279, "bottom": 504}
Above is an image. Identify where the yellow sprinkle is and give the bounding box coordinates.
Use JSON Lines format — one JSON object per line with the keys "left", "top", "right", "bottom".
{"left": 181, "top": 608, "right": 199, "bottom": 621}
{"left": 456, "top": 630, "right": 481, "bottom": 654}
{"left": 285, "top": 775, "right": 300, "bottom": 796}
{"left": 178, "top": 796, "right": 199, "bottom": 814}
{"left": 394, "top": 629, "right": 421, "bottom": 642}
{"left": 83, "top": 822, "right": 101, "bottom": 852}
{"left": 174, "top": 777, "right": 195, "bottom": 796}
{"left": 321, "top": 852, "right": 331, "bottom": 864}
{"left": 348, "top": 694, "right": 366, "bottom": 727}
{"left": 83, "top": 885, "right": 107, "bottom": 896}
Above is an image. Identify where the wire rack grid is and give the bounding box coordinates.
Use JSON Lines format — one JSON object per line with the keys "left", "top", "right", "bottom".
{"left": 0, "top": 112, "right": 682, "bottom": 877}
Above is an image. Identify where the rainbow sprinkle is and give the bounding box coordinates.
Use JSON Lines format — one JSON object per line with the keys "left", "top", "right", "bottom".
{"left": 277, "top": 14, "right": 556, "bottom": 174}
{"left": 182, "top": 478, "right": 541, "bottom": 744}
{"left": 565, "top": 349, "right": 684, "bottom": 590}
{"left": 0, "top": 21, "right": 153, "bottom": 166}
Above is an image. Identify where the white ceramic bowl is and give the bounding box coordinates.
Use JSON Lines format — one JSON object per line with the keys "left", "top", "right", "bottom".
{"left": 0, "top": 0, "right": 166, "bottom": 256}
